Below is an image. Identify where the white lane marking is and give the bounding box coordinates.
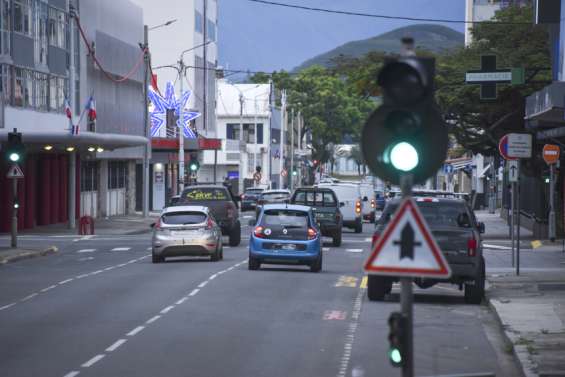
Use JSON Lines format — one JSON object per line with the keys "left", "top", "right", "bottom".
{"left": 160, "top": 305, "right": 174, "bottom": 314}
{"left": 117, "top": 263, "right": 127, "bottom": 267}
{"left": 209, "top": 274, "right": 218, "bottom": 280}
{"left": 0, "top": 303, "right": 16, "bottom": 311}
{"left": 198, "top": 281, "right": 208, "bottom": 288}
{"left": 323, "top": 247, "right": 330, "bottom": 252}
{"left": 126, "top": 326, "right": 145, "bottom": 337}
{"left": 76, "top": 273, "right": 89, "bottom": 279}
{"left": 106, "top": 339, "right": 127, "bottom": 352}
{"left": 175, "top": 297, "right": 188, "bottom": 305}
{"left": 91, "top": 270, "right": 103, "bottom": 275}
{"left": 78, "top": 257, "right": 94, "bottom": 262}
{"left": 81, "top": 354, "right": 105, "bottom": 368}
{"left": 483, "top": 243, "right": 512, "bottom": 250}
{"left": 40, "top": 285, "right": 57, "bottom": 293}
{"left": 111, "top": 247, "right": 131, "bottom": 252}
{"left": 59, "top": 279, "right": 74, "bottom": 285}
{"left": 146, "top": 247, "right": 152, "bottom": 251}
{"left": 63, "top": 371, "right": 80, "bottom": 377}
{"left": 223, "top": 246, "right": 231, "bottom": 249}
{"left": 227, "top": 267, "right": 234, "bottom": 271}
{"left": 342, "top": 239, "right": 371, "bottom": 243}
{"left": 346, "top": 249, "right": 364, "bottom": 253}
{"left": 189, "top": 289, "right": 200, "bottom": 296}
{"left": 146, "top": 315, "right": 161, "bottom": 324}
{"left": 21, "top": 293, "right": 38, "bottom": 302}
{"left": 104, "top": 267, "right": 115, "bottom": 271}
{"left": 77, "top": 249, "right": 96, "bottom": 253}
{"left": 337, "top": 280, "right": 365, "bottom": 377}
{"left": 364, "top": 237, "right": 372, "bottom": 242}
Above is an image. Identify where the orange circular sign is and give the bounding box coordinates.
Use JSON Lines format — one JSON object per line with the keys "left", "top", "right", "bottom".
{"left": 543, "top": 144, "right": 560, "bottom": 164}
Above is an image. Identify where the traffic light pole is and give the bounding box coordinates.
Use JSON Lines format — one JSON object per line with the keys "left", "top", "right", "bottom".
{"left": 11, "top": 178, "right": 18, "bottom": 248}
{"left": 400, "top": 174, "right": 414, "bottom": 377}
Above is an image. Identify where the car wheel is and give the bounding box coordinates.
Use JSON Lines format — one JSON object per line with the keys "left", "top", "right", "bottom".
{"left": 310, "top": 252, "right": 322, "bottom": 273}
{"left": 220, "top": 244, "right": 224, "bottom": 260}
{"left": 248, "top": 256, "right": 260, "bottom": 270}
{"left": 332, "top": 231, "right": 342, "bottom": 247}
{"left": 464, "top": 257, "right": 485, "bottom": 305}
{"left": 367, "top": 275, "right": 388, "bottom": 301}
{"left": 229, "top": 221, "right": 241, "bottom": 247}
{"left": 354, "top": 219, "right": 363, "bottom": 233}
{"left": 211, "top": 248, "right": 220, "bottom": 262}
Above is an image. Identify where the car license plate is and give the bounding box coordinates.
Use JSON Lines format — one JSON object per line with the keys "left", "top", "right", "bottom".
{"left": 281, "top": 244, "right": 296, "bottom": 250}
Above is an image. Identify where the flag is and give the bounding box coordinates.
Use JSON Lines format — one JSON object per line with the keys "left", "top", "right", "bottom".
{"left": 87, "top": 96, "right": 97, "bottom": 121}
{"left": 71, "top": 125, "right": 80, "bottom": 136}
{"left": 64, "top": 99, "right": 72, "bottom": 119}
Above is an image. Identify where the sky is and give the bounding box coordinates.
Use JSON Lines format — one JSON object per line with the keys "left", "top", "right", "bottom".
{"left": 219, "top": 0, "right": 466, "bottom": 74}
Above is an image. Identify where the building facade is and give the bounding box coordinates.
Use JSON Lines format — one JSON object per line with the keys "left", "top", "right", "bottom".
{"left": 465, "top": 0, "right": 530, "bottom": 45}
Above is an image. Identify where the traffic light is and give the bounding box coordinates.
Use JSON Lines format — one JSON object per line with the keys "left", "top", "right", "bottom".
{"left": 388, "top": 311, "right": 407, "bottom": 367}
{"left": 189, "top": 158, "right": 200, "bottom": 172}
{"left": 256, "top": 166, "right": 262, "bottom": 173}
{"left": 361, "top": 56, "right": 448, "bottom": 185}
{"left": 292, "top": 170, "right": 298, "bottom": 176}
{"left": 4, "top": 128, "right": 25, "bottom": 163}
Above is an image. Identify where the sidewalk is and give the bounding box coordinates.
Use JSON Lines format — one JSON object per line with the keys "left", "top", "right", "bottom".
{"left": 0, "top": 246, "right": 58, "bottom": 265}
{"left": 477, "top": 211, "right": 565, "bottom": 377}
{"left": 476, "top": 209, "right": 534, "bottom": 240}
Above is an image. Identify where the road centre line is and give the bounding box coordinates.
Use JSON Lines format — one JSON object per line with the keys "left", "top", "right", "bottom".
{"left": 77, "top": 249, "right": 96, "bottom": 253}
{"left": 198, "top": 281, "right": 208, "bottom": 288}
{"left": 346, "top": 249, "right": 364, "bottom": 253}
{"left": 1, "top": 255, "right": 150, "bottom": 314}
{"left": 337, "top": 279, "right": 365, "bottom": 377}
{"left": 62, "top": 259, "right": 247, "bottom": 377}
{"left": 111, "top": 247, "right": 131, "bottom": 252}
{"left": 63, "top": 371, "right": 80, "bottom": 377}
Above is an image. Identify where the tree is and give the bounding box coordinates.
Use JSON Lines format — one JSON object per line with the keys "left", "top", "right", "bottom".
{"left": 349, "top": 145, "right": 365, "bottom": 176}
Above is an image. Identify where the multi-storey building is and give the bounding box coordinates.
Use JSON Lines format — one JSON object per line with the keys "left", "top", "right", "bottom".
{"left": 465, "top": 0, "right": 530, "bottom": 45}
{"left": 0, "top": 0, "right": 148, "bottom": 232}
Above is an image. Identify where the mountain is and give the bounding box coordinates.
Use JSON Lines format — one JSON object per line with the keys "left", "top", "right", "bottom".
{"left": 294, "top": 24, "right": 464, "bottom": 71}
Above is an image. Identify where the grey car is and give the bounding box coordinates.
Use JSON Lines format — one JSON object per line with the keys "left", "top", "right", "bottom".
{"left": 368, "top": 197, "right": 486, "bottom": 304}
{"left": 151, "top": 206, "right": 223, "bottom": 263}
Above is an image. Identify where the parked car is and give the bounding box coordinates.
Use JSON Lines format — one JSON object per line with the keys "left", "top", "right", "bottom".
{"left": 151, "top": 206, "right": 223, "bottom": 263}
{"left": 317, "top": 183, "right": 363, "bottom": 233}
{"left": 290, "top": 187, "right": 343, "bottom": 246}
{"left": 367, "top": 197, "right": 486, "bottom": 304}
{"left": 255, "top": 189, "right": 291, "bottom": 219}
{"left": 248, "top": 204, "right": 322, "bottom": 272}
{"left": 359, "top": 183, "right": 376, "bottom": 223}
{"left": 241, "top": 188, "right": 264, "bottom": 211}
{"left": 169, "top": 195, "right": 181, "bottom": 206}
{"left": 179, "top": 185, "right": 241, "bottom": 246}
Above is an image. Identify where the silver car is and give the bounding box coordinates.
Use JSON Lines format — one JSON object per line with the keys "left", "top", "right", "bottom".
{"left": 151, "top": 206, "right": 223, "bottom": 263}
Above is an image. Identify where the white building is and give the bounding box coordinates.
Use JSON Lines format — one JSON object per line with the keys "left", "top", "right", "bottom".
{"left": 201, "top": 80, "right": 272, "bottom": 190}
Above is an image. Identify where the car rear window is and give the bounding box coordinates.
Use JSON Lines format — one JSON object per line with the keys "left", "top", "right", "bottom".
{"left": 323, "top": 185, "right": 358, "bottom": 200}
{"left": 162, "top": 211, "right": 207, "bottom": 225}
{"left": 380, "top": 202, "right": 471, "bottom": 228}
{"left": 293, "top": 191, "right": 337, "bottom": 207}
{"left": 261, "top": 210, "right": 309, "bottom": 227}
{"left": 245, "top": 189, "right": 263, "bottom": 194}
{"left": 183, "top": 188, "right": 229, "bottom": 201}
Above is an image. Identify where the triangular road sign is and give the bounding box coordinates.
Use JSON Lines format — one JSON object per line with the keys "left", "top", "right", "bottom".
{"left": 6, "top": 164, "right": 24, "bottom": 179}
{"left": 364, "top": 198, "right": 451, "bottom": 278}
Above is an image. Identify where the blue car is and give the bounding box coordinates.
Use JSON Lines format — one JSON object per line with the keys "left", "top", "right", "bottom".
{"left": 249, "top": 204, "right": 322, "bottom": 272}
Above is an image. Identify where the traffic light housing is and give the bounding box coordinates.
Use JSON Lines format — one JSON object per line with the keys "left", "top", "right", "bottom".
{"left": 361, "top": 57, "right": 448, "bottom": 185}
{"left": 4, "top": 128, "right": 25, "bottom": 163}
{"left": 189, "top": 156, "right": 200, "bottom": 172}
{"left": 388, "top": 311, "right": 407, "bottom": 367}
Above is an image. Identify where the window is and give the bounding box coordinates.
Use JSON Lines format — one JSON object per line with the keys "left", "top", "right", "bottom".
{"left": 34, "top": 72, "right": 48, "bottom": 111}
{"left": 81, "top": 161, "right": 98, "bottom": 192}
{"left": 226, "top": 123, "right": 240, "bottom": 140}
{"left": 108, "top": 161, "right": 128, "bottom": 190}
{"left": 195, "top": 10, "right": 203, "bottom": 33}
{"left": 161, "top": 211, "right": 207, "bottom": 225}
{"left": 0, "top": 0, "right": 11, "bottom": 55}
{"left": 207, "top": 19, "right": 216, "bottom": 41}
{"left": 36, "top": 2, "right": 48, "bottom": 65}
{"left": 0, "top": 64, "right": 10, "bottom": 103}
{"left": 48, "top": 6, "right": 67, "bottom": 48}
{"left": 14, "top": 0, "right": 32, "bottom": 36}
{"left": 49, "top": 76, "right": 66, "bottom": 112}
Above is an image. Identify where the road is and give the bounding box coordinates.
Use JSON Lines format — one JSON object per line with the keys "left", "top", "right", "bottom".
{"left": 0, "top": 215, "right": 520, "bottom": 377}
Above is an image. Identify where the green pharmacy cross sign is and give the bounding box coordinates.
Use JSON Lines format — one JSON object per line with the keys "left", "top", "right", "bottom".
{"left": 465, "top": 55, "right": 524, "bottom": 100}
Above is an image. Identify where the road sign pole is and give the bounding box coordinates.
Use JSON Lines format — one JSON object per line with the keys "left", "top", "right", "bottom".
{"left": 549, "top": 163, "right": 556, "bottom": 242}
{"left": 511, "top": 180, "right": 515, "bottom": 267}
{"left": 11, "top": 177, "right": 17, "bottom": 248}
{"left": 516, "top": 160, "right": 521, "bottom": 276}
{"left": 400, "top": 174, "right": 414, "bottom": 377}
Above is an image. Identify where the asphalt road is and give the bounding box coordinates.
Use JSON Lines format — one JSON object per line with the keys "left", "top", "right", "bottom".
{"left": 0, "top": 216, "right": 521, "bottom": 377}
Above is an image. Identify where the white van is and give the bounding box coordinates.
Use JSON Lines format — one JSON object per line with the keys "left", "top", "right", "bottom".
{"left": 359, "top": 183, "right": 376, "bottom": 223}
{"left": 317, "top": 183, "right": 363, "bottom": 233}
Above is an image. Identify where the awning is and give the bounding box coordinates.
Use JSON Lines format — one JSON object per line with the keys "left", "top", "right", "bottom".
{"left": 0, "top": 130, "right": 149, "bottom": 153}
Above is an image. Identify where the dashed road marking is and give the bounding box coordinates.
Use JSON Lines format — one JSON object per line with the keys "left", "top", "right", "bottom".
{"left": 209, "top": 274, "right": 218, "bottom": 280}
{"left": 111, "top": 247, "right": 131, "bottom": 252}
{"left": 106, "top": 339, "right": 127, "bottom": 352}
{"left": 63, "top": 371, "right": 80, "bottom": 377}
{"left": 198, "top": 281, "right": 208, "bottom": 288}
{"left": 175, "top": 297, "right": 188, "bottom": 305}
{"left": 346, "top": 249, "right": 364, "bottom": 253}
{"left": 0, "top": 302, "right": 16, "bottom": 311}
{"left": 335, "top": 276, "right": 358, "bottom": 288}
{"left": 82, "top": 354, "right": 105, "bottom": 368}
{"left": 59, "top": 279, "right": 74, "bottom": 285}
{"left": 337, "top": 285, "right": 365, "bottom": 377}
{"left": 78, "top": 257, "right": 94, "bottom": 262}
{"left": 189, "top": 289, "right": 200, "bottom": 296}
{"left": 126, "top": 326, "right": 145, "bottom": 337}
{"left": 323, "top": 247, "right": 330, "bottom": 252}
{"left": 77, "top": 249, "right": 96, "bottom": 253}
{"left": 483, "top": 244, "right": 512, "bottom": 250}
{"left": 160, "top": 305, "right": 174, "bottom": 314}
{"left": 146, "top": 315, "right": 161, "bottom": 324}
{"left": 40, "top": 285, "right": 57, "bottom": 293}
{"left": 21, "top": 293, "right": 38, "bottom": 302}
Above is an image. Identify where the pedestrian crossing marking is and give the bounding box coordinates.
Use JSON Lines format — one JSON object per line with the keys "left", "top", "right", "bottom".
{"left": 111, "top": 247, "right": 131, "bottom": 252}
{"left": 335, "top": 276, "right": 358, "bottom": 288}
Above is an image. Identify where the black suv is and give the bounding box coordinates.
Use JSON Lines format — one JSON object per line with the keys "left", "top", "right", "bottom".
{"left": 290, "top": 187, "right": 343, "bottom": 246}
{"left": 368, "top": 197, "right": 485, "bottom": 304}
{"left": 179, "top": 185, "right": 241, "bottom": 246}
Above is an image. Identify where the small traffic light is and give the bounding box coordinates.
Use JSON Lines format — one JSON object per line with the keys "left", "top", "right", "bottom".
{"left": 5, "top": 128, "right": 25, "bottom": 163}
{"left": 189, "top": 159, "right": 200, "bottom": 172}
{"left": 256, "top": 166, "right": 262, "bottom": 173}
{"left": 292, "top": 170, "right": 298, "bottom": 176}
{"left": 388, "top": 312, "right": 407, "bottom": 367}
{"left": 361, "top": 56, "right": 448, "bottom": 185}
{"left": 13, "top": 198, "right": 19, "bottom": 210}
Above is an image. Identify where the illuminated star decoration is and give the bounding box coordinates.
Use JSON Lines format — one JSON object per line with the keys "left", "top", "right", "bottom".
{"left": 148, "top": 81, "right": 201, "bottom": 138}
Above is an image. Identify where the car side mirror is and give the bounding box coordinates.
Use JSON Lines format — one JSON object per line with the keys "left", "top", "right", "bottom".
{"left": 478, "top": 222, "right": 485, "bottom": 234}
{"left": 457, "top": 213, "right": 471, "bottom": 228}
{"left": 340, "top": 202, "right": 345, "bottom": 207}
{"left": 363, "top": 196, "right": 368, "bottom": 202}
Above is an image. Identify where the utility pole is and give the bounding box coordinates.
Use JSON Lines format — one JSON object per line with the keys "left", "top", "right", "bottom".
{"left": 253, "top": 97, "right": 258, "bottom": 187}
{"left": 178, "top": 59, "right": 186, "bottom": 193}
{"left": 290, "top": 108, "right": 295, "bottom": 191}
{"left": 68, "top": 3, "right": 77, "bottom": 229}
{"left": 268, "top": 79, "right": 273, "bottom": 189}
{"left": 238, "top": 93, "right": 245, "bottom": 194}
{"left": 549, "top": 162, "right": 556, "bottom": 242}
{"left": 279, "top": 90, "right": 286, "bottom": 189}
{"left": 202, "top": 0, "right": 208, "bottom": 133}
{"left": 142, "top": 25, "right": 150, "bottom": 217}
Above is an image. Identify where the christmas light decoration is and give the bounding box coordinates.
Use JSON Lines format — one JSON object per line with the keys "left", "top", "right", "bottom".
{"left": 148, "top": 82, "right": 200, "bottom": 138}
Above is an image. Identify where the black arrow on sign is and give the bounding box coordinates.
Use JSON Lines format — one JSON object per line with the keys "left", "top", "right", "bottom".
{"left": 393, "top": 223, "right": 421, "bottom": 260}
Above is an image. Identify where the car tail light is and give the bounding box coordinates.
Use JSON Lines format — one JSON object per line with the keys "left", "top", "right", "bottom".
{"left": 241, "top": 194, "right": 246, "bottom": 200}
{"left": 307, "top": 228, "right": 317, "bottom": 240}
{"left": 355, "top": 200, "right": 362, "bottom": 215}
{"left": 154, "top": 218, "right": 163, "bottom": 231}
{"left": 254, "top": 226, "right": 266, "bottom": 238}
{"left": 467, "top": 238, "right": 477, "bottom": 257}
{"left": 371, "top": 199, "right": 376, "bottom": 209}
{"left": 372, "top": 232, "right": 380, "bottom": 248}
{"left": 206, "top": 217, "right": 214, "bottom": 230}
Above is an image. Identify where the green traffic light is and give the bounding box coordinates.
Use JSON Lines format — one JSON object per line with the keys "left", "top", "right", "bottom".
{"left": 190, "top": 164, "right": 198, "bottom": 172}
{"left": 9, "top": 152, "right": 20, "bottom": 162}
{"left": 292, "top": 170, "right": 297, "bottom": 176}
{"left": 389, "top": 348, "right": 402, "bottom": 364}
{"left": 390, "top": 142, "right": 418, "bottom": 172}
